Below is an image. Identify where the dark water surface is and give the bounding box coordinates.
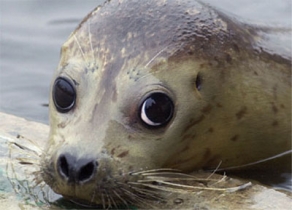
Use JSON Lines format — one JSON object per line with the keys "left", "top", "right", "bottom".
{"left": 0, "top": 0, "right": 291, "bottom": 201}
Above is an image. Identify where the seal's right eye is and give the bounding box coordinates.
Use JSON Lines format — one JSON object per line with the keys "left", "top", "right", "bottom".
{"left": 140, "top": 92, "right": 174, "bottom": 127}
{"left": 53, "top": 77, "right": 76, "bottom": 113}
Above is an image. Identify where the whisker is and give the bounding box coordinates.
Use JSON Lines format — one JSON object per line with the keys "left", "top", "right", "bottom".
{"left": 16, "top": 158, "right": 40, "bottom": 165}
{"left": 73, "top": 34, "right": 86, "bottom": 62}
{"left": 113, "top": 189, "right": 129, "bottom": 208}
{"left": 138, "top": 170, "right": 225, "bottom": 183}
{"left": 87, "top": 18, "right": 95, "bottom": 63}
{"left": 138, "top": 177, "right": 215, "bottom": 183}
{"left": 206, "top": 160, "right": 222, "bottom": 179}
{"left": 131, "top": 186, "right": 161, "bottom": 195}
{"left": 130, "top": 186, "right": 165, "bottom": 201}
{"left": 216, "top": 150, "right": 292, "bottom": 171}
{"left": 15, "top": 134, "right": 43, "bottom": 151}
{"left": 130, "top": 168, "right": 180, "bottom": 176}
{"left": 109, "top": 193, "right": 118, "bottom": 209}
{"left": 104, "top": 191, "right": 112, "bottom": 209}
{"left": 141, "top": 171, "right": 198, "bottom": 178}
{"left": 134, "top": 71, "right": 155, "bottom": 82}
{"left": 121, "top": 188, "right": 157, "bottom": 208}
{"left": 144, "top": 46, "right": 168, "bottom": 67}
{"left": 208, "top": 173, "right": 229, "bottom": 187}
{"left": 9, "top": 141, "right": 41, "bottom": 157}
{"left": 135, "top": 180, "right": 252, "bottom": 193}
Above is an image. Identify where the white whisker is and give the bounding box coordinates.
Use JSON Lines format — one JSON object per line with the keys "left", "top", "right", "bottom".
{"left": 144, "top": 46, "right": 168, "bottom": 67}
{"left": 133, "top": 180, "right": 252, "bottom": 193}
{"left": 121, "top": 188, "right": 157, "bottom": 208}
{"left": 73, "top": 34, "right": 86, "bottom": 62}
{"left": 131, "top": 186, "right": 164, "bottom": 200}
{"left": 207, "top": 160, "right": 222, "bottom": 179}
{"left": 141, "top": 171, "right": 197, "bottom": 178}
{"left": 88, "top": 19, "right": 95, "bottom": 63}
{"left": 216, "top": 150, "right": 292, "bottom": 171}
{"left": 104, "top": 191, "right": 112, "bottom": 209}
{"left": 130, "top": 168, "right": 179, "bottom": 176}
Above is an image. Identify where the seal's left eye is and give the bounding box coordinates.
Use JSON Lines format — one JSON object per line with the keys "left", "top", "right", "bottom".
{"left": 53, "top": 77, "right": 76, "bottom": 113}
{"left": 140, "top": 92, "right": 174, "bottom": 127}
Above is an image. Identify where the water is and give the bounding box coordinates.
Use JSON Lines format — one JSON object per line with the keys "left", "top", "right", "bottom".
{"left": 0, "top": 0, "right": 103, "bottom": 124}
{"left": 0, "top": 0, "right": 291, "bottom": 200}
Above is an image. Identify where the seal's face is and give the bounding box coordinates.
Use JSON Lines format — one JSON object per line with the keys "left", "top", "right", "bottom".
{"left": 42, "top": 0, "right": 291, "bottom": 207}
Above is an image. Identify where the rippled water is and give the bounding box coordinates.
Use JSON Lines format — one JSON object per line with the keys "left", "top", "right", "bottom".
{"left": 0, "top": 0, "right": 291, "bottom": 204}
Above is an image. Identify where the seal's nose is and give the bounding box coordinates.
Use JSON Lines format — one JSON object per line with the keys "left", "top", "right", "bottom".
{"left": 57, "top": 153, "right": 97, "bottom": 183}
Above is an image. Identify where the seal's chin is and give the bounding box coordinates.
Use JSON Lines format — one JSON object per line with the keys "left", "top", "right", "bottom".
{"left": 64, "top": 192, "right": 134, "bottom": 209}
{"left": 66, "top": 197, "right": 104, "bottom": 208}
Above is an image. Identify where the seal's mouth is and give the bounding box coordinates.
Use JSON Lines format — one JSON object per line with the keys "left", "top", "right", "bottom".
{"left": 43, "top": 167, "right": 252, "bottom": 209}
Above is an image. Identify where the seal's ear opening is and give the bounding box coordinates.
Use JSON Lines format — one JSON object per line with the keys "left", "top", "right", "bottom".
{"left": 139, "top": 92, "right": 174, "bottom": 128}
{"left": 52, "top": 77, "right": 76, "bottom": 113}
{"left": 195, "top": 73, "right": 202, "bottom": 91}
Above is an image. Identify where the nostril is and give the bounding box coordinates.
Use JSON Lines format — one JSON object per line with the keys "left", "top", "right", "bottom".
{"left": 57, "top": 153, "right": 97, "bottom": 183}
{"left": 58, "top": 155, "right": 70, "bottom": 179}
{"left": 78, "top": 161, "right": 97, "bottom": 182}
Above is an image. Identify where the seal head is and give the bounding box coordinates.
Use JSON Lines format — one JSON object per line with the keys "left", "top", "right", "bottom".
{"left": 42, "top": 0, "right": 291, "bottom": 207}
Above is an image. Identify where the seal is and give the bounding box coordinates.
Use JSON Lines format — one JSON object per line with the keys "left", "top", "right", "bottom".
{"left": 41, "top": 0, "right": 291, "bottom": 208}
{"left": 1, "top": 112, "right": 292, "bottom": 210}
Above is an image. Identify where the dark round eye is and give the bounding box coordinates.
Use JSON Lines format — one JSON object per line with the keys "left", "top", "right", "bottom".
{"left": 53, "top": 77, "right": 76, "bottom": 113}
{"left": 140, "top": 92, "right": 174, "bottom": 127}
